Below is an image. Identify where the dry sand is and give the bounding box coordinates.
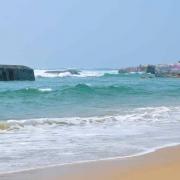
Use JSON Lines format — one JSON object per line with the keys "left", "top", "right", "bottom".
{"left": 1, "top": 145, "right": 180, "bottom": 180}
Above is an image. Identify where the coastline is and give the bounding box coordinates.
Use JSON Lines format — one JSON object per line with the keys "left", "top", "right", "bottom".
{"left": 1, "top": 144, "right": 180, "bottom": 180}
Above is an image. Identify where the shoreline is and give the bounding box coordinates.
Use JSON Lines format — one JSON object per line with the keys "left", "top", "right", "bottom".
{"left": 1, "top": 144, "right": 180, "bottom": 180}
{"left": 1, "top": 142, "right": 179, "bottom": 176}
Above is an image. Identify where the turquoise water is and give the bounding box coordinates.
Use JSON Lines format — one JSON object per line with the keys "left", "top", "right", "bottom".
{"left": 1, "top": 71, "right": 180, "bottom": 120}
{"left": 0, "top": 70, "right": 180, "bottom": 173}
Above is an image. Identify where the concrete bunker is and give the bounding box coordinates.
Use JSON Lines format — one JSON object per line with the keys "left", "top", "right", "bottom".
{"left": 0, "top": 65, "right": 35, "bottom": 81}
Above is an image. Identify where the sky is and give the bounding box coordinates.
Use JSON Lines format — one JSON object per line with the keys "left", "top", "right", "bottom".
{"left": 0, "top": 0, "right": 180, "bottom": 69}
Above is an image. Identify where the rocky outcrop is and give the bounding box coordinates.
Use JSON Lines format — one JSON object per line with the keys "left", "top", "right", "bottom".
{"left": 146, "top": 65, "right": 156, "bottom": 74}
{"left": 45, "top": 69, "right": 80, "bottom": 75}
{"left": 118, "top": 62, "right": 180, "bottom": 78}
{"left": 118, "top": 65, "right": 148, "bottom": 74}
{"left": 119, "top": 65, "right": 147, "bottom": 73}
{"left": 0, "top": 65, "right": 35, "bottom": 81}
{"left": 155, "top": 63, "right": 180, "bottom": 77}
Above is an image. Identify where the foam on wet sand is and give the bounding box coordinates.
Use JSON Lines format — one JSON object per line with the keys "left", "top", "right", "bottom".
{"left": 1, "top": 145, "right": 180, "bottom": 180}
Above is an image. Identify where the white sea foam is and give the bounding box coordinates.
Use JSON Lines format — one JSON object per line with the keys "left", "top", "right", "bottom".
{"left": 38, "top": 88, "right": 53, "bottom": 92}
{"left": 1, "top": 106, "right": 180, "bottom": 173}
{"left": 1, "top": 106, "right": 179, "bottom": 131}
{"left": 1, "top": 142, "right": 179, "bottom": 176}
{"left": 34, "top": 69, "right": 118, "bottom": 78}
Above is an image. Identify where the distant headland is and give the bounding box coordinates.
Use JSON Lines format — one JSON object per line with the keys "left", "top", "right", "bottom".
{"left": 119, "top": 62, "right": 180, "bottom": 77}
{"left": 0, "top": 65, "right": 35, "bottom": 81}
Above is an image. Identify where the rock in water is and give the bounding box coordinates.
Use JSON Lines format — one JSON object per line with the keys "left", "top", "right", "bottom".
{"left": 155, "top": 63, "right": 180, "bottom": 77}
{"left": 118, "top": 62, "right": 180, "bottom": 78}
{"left": 45, "top": 69, "right": 80, "bottom": 75}
{"left": 118, "top": 65, "right": 148, "bottom": 73}
{"left": 0, "top": 65, "right": 35, "bottom": 81}
{"left": 146, "top": 65, "right": 156, "bottom": 74}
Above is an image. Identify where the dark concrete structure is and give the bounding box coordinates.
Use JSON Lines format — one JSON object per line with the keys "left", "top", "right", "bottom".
{"left": 146, "top": 65, "right": 156, "bottom": 74}
{"left": 0, "top": 65, "right": 35, "bottom": 81}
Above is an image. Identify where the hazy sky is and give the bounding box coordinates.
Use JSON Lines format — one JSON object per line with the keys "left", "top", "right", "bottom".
{"left": 0, "top": 0, "right": 180, "bottom": 69}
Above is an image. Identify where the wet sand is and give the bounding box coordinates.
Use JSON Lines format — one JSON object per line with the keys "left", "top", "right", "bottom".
{"left": 1, "top": 145, "right": 180, "bottom": 180}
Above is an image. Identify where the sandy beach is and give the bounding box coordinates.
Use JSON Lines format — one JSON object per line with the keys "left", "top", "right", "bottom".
{"left": 1, "top": 145, "right": 180, "bottom": 180}
{"left": 1, "top": 0, "right": 180, "bottom": 179}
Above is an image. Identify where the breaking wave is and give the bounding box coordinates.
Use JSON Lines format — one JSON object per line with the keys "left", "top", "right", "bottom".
{"left": 34, "top": 69, "right": 118, "bottom": 78}
{"left": 0, "top": 82, "right": 180, "bottom": 98}
{"left": 0, "top": 84, "right": 151, "bottom": 98}
{"left": 60, "top": 83, "right": 150, "bottom": 96}
{"left": 0, "top": 106, "right": 179, "bottom": 131}
{"left": 0, "top": 88, "right": 53, "bottom": 97}
{"left": 38, "top": 88, "right": 53, "bottom": 92}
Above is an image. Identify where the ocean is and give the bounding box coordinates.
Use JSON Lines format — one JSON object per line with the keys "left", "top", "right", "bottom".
{"left": 0, "top": 69, "right": 180, "bottom": 173}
